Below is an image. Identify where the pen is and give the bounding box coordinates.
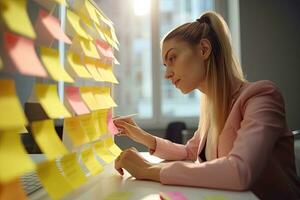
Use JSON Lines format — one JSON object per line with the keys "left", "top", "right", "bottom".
{"left": 113, "top": 113, "right": 138, "bottom": 120}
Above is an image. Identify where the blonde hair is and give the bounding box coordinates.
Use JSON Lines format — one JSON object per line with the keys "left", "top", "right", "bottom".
{"left": 162, "top": 11, "right": 245, "bottom": 148}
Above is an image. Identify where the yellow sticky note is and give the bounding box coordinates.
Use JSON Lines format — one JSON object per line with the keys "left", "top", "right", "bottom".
{"left": 97, "top": 64, "right": 118, "bottom": 84}
{"left": 84, "top": 0, "right": 100, "bottom": 25}
{"left": 80, "top": 86, "right": 100, "bottom": 111}
{"left": 105, "top": 137, "right": 122, "bottom": 157}
{"left": 0, "top": 57, "right": 3, "bottom": 70}
{"left": 31, "top": 119, "right": 68, "bottom": 160}
{"left": 85, "top": 60, "right": 104, "bottom": 82}
{"left": 81, "top": 148, "right": 104, "bottom": 176}
{"left": 35, "top": 83, "right": 71, "bottom": 119}
{"left": 78, "top": 37, "right": 100, "bottom": 59}
{"left": 64, "top": 116, "right": 90, "bottom": 147}
{"left": 95, "top": 109, "right": 108, "bottom": 135}
{"left": 66, "top": 9, "right": 90, "bottom": 40}
{"left": 0, "top": 79, "right": 28, "bottom": 130}
{"left": 92, "top": 87, "right": 117, "bottom": 109}
{"left": 60, "top": 153, "right": 87, "bottom": 189}
{"left": 0, "top": 178, "right": 28, "bottom": 200}
{"left": 103, "top": 192, "right": 133, "bottom": 200}
{"left": 94, "top": 24, "right": 108, "bottom": 42}
{"left": 37, "top": 160, "right": 73, "bottom": 200}
{"left": 93, "top": 140, "right": 115, "bottom": 163}
{"left": 102, "top": 28, "right": 119, "bottom": 51}
{"left": 40, "top": 47, "right": 74, "bottom": 83}
{"left": 78, "top": 113, "right": 100, "bottom": 141}
{"left": 0, "top": 0, "right": 36, "bottom": 39}
{"left": 0, "top": 131, "right": 35, "bottom": 182}
{"left": 66, "top": 52, "right": 92, "bottom": 79}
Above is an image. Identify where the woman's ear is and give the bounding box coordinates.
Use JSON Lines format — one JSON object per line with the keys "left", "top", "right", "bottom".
{"left": 197, "top": 39, "right": 212, "bottom": 60}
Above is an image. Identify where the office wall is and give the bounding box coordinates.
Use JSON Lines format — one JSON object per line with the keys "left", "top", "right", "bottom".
{"left": 239, "top": 0, "right": 300, "bottom": 130}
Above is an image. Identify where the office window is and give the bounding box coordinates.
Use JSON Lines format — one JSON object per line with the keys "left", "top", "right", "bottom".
{"left": 98, "top": 0, "right": 214, "bottom": 128}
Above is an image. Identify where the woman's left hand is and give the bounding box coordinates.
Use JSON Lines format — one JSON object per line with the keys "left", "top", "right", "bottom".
{"left": 115, "top": 148, "right": 161, "bottom": 182}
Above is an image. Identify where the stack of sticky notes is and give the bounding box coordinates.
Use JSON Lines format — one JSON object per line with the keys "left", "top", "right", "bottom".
{"left": 0, "top": 0, "right": 123, "bottom": 199}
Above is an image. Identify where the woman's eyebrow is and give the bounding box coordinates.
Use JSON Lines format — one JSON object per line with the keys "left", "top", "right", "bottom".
{"left": 164, "top": 48, "right": 175, "bottom": 62}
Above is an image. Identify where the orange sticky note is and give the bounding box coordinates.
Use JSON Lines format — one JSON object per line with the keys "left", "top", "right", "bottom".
{"left": 78, "top": 113, "right": 100, "bottom": 141}
{"left": 37, "top": 160, "right": 73, "bottom": 200}
{"left": 3, "top": 32, "right": 48, "bottom": 77}
{"left": 60, "top": 153, "right": 87, "bottom": 189}
{"left": 0, "top": 131, "right": 35, "bottom": 183}
{"left": 31, "top": 119, "right": 68, "bottom": 160}
{"left": 80, "top": 86, "right": 100, "bottom": 111}
{"left": 66, "top": 9, "right": 90, "bottom": 40}
{"left": 35, "top": 9, "right": 71, "bottom": 45}
{"left": 66, "top": 52, "right": 92, "bottom": 79}
{"left": 105, "top": 136, "right": 122, "bottom": 157}
{"left": 107, "top": 109, "right": 119, "bottom": 135}
{"left": 95, "top": 39, "right": 114, "bottom": 61}
{"left": 64, "top": 116, "right": 90, "bottom": 147}
{"left": 93, "top": 140, "right": 115, "bottom": 163}
{"left": 40, "top": 47, "right": 74, "bottom": 83}
{"left": 65, "top": 86, "right": 90, "bottom": 115}
{"left": 35, "top": 83, "right": 71, "bottom": 119}
{"left": 81, "top": 148, "right": 104, "bottom": 176}
{"left": 0, "top": 79, "right": 28, "bottom": 130}
{"left": 0, "top": 178, "right": 28, "bottom": 200}
{"left": 0, "top": 0, "right": 36, "bottom": 39}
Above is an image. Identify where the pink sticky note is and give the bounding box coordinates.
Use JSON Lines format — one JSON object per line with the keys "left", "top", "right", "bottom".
{"left": 159, "top": 191, "right": 188, "bottom": 200}
{"left": 95, "top": 39, "right": 114, "bottom": 61}
{"left": 107, "top": 109, "right": 119, "bottom": 135}
{"left": 65, "top": 86, "right": 90, "bottom": 115}
{"left": 35, "top": 9, "right": 71, "bottom": 45}
{"left": 3, "top": 32, "right": 48, "bottom": 77}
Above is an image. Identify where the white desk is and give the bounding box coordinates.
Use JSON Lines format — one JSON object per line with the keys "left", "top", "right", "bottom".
{"left": 30, "top": 153, "right": 258, "bottom": 200}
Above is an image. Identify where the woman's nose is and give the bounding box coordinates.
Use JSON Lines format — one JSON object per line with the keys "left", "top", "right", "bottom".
{"left": 164, "top": 70, "right": 174, "bottom": 80}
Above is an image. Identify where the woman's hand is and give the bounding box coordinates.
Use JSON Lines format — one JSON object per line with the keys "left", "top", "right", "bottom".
{"left": 114, "top": 148, "right": 161, "bottom": 182}
{"left": 113, "top": 118, "right": 156, "bottom": 150}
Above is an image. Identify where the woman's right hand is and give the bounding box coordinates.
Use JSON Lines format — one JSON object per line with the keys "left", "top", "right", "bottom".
{"left": 113, "top": 118, "right": 156, "bottom": 149}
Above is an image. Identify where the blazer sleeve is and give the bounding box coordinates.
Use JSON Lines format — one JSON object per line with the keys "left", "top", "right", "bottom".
{"left": 151, "top": 128, "right": 201, "bottom": 161}
{"left": 159, "top": 81, "right": 287, "bottom": 190}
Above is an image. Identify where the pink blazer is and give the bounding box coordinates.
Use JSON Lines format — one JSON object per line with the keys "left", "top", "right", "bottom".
{"left": 152, "top": 80, "right": 300, "bottom": 199}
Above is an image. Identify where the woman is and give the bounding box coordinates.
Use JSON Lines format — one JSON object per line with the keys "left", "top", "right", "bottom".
{"left": 113, "top": 11, "right": 300, "bottom": 199}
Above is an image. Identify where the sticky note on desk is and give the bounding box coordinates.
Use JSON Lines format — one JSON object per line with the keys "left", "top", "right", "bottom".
{"left": 60, "top": 153, "right": 87, "bottom": 189}
{"left": 204, "top": 195, "right": 229, "bottom": 200}
{"left": 81, "top": 148, "right": 104, "bottom": 176}
{"left": 40, "top": 47, "right": 74, "bottom": 83}
{"left": 0, "top": 0, "right": 36, "bottom": 39}
{"left": 31, "top": 119, "right": 68, "bottom": 160}
{"left": 0, "top": 79, "right": 28, "bottom": 130}
{"left": 35, "top": 83, "right": 71, "bottom": 119}
{"left": 104, "top": 137, "right": 122, "bottom": 157}
{"left": 93, "top": 140, "right": 115, "bottom": 163}
{"left": 35, "top": 9, "right": 71, "bottom": 45}
{"left": 66, "top": 9, "right": 90, "bottom": 40}
{"left": 103, "top": 191, "right": 133, "bottom": 200}
{"left": 78, "top": 113, "right": 100, "bottom": 141}
{"left": 4, "top": 32, "right": 48, "bottom": 78}
{"left": 65, "top": 86, "right": 90, "bottom": 115}
{"left": 0, "top": 131, "right": 35, "bottom": 182}
{"left": 64, "top": 116, "right": 90, "bottom": 147}
{"left": 37, "top": 160, "right": 73, "bottom": 200}
{"left": 66, "top": 52, "right": 92, "bottom": 79}
{"left": 0, "top": 178, "right": 28, "bottom": 200}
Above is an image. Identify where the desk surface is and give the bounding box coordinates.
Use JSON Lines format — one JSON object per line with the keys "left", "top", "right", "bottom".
{"left": 30, "top": 153, "right": 258, "bottom": 200}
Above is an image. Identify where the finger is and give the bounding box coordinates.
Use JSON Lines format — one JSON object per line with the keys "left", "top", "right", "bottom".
{"left": 115, "top": 157, "right": 124, "bottom": 175}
